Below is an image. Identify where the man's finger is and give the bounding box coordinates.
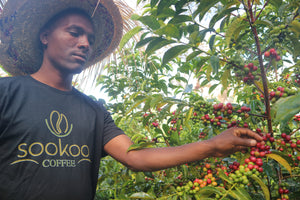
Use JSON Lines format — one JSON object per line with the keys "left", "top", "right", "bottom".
{"left": 236, "top": 128, "right": 263, "bottom": 142}
{"left": 236, "top": 146, "right": 249, "bottom": 152}
{"left": 235, "top": 136, "right": 258, "bottom": 147}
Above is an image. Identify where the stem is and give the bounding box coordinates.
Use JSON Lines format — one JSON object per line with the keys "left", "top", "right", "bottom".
{"left": 248, "top": 112, "right": 267, "bottom": 118}
{"left": 163, "top": 135, "right": 170, "bottom": 147}
{"left": 248, "top": 0, "right": 255, "bottom": 23}
{"left": 220, "top": 183, "right": 237, "bottom": 200}
{"left": 180, "top": 72, "right": 192, "bottom": 100}
{"left": 255, "top": 0, "right": 270, "bottom": 20}
{"left": 283, "top": 175, "right": 300, "bottom": 179}
{"left": 243, "top": 1, "right": 273, "bottom": 134}
{"left": 267, "top": 176, "right": 272, "bottom": 199}
{"left": 265, "top": 58, "right": 273, "bottom": 72}
{"left": 277, "top": 165, "right": 282, "bottom": 186}
{"left": 291, "top": 127, "right": 300, "bottom": 136}
{"left": 252, "top": 81, "right": 264, "bottom": 95}
{"left": 275, "top": 63, "right": 278, "bottom": 82}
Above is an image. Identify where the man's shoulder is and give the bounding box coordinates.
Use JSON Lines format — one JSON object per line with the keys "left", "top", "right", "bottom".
{"left": 0, "top": 76, "right": 26, "bottom": 87}
{"left": 72, "top": 89, "right": 105, "bottom": 110}
{"left": 0, "top": 75, "right": 27, "bottom": 83}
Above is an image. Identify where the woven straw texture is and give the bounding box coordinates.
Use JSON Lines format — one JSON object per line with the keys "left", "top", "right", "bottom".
{"left": 0, "top": 0, "right": 123, "bottom": 76}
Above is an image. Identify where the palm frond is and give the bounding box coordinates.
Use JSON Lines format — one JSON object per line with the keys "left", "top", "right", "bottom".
{"left": 0, "top": 0, "right": 5, "bottom": 9}
{"left": 74, "top": 0, "right": 140, "bottom": 90}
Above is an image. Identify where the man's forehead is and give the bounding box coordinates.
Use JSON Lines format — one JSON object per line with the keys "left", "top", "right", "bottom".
{"left": 42, "top": 9, "right": 95, "bottom": 32}
{"left": 57, "top": 14, "right": 94, "bottom": 27}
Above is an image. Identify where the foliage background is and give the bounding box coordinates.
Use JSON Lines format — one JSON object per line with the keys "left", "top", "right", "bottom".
{"left": 94, "top": 0, "right": 300, "bottom": 199}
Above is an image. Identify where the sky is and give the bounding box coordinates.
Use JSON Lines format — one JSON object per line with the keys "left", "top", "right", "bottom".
{"left": 126, "top": 0, "right": 138, "bottom": 10}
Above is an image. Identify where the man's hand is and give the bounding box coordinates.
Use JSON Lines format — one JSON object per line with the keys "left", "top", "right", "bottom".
{"left": 104, "top": 128, "right": 263, "bottom": 172}
{"left": 207, "top": 127, "right": 263, "bottom": 157}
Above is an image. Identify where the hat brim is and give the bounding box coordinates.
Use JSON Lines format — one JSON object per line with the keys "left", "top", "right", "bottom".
{"left": 0, "top": 0, "right": 123, "bottom": 76}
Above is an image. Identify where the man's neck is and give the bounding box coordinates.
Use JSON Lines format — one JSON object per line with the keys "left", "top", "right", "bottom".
{"left": 31, "top": 66, "right": 74, "bottom": 91}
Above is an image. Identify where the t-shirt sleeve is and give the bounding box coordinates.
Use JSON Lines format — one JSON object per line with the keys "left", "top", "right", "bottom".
{"left": 100, "top": 104, "right": 125, "bottom": 146}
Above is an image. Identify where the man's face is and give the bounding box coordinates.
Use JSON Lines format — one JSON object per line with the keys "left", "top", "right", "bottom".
{"left": 41, "top": 13, "right": 95, "bottom": 74}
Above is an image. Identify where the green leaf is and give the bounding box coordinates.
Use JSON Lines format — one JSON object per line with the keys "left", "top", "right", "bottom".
{"left": 126, "top": 97, "right": 147, "bottom": 115}
{"left": 162, "top": 45, "right": 190, "bottom": 66}
{"left": 155, "top": 128, "right": 164, "bottom": 136}
{"left": 169, "top": 15, "right": 193, "bottom": 24}
{"left": 157, "top": 0, "right": 175, "bottom": 15}
{"left": 201, "top": 79, "right": 210, "bottom": 87}
{"left": 266, "top": 153, "right": 292, "bottom": 175}
{"left": 194, "top": 0, "right": 220, "bottom": 22}
{"left": 170, "top": 130, "right": 179, "bottom": 145}
{"left": 287, "top": 34, "right": 300, "bottom": 58}
{"left": 208, "top": 84, "right": 218, "bottom": 94}
{"left": 138, "top": 15, "right": 161, "bottom": 30}
{"left": 221, "top": 69, "right": 230, "bottom": 89}
{"left": 135, "top": 37, "right": 156, "bottom": 49}
{"left": 184, "top": 107, "right": 194, "bottom": 126}
{"left": 144, "top": 171, "right": 154, "bottom": 178}
{"left": 209, "top": 7, "right": 239, "bottom": 28}
{"left": 269, "top": 0, "right": 283, "bottom": 9}
{"left": 268, "top": 150, "right": 294, "bottom": 164}
{"left": 210, "top": 55, "right": 220, "bottom": 74}
{"left": 235, "top": 152, "right": 250, "bottom": 164}
{"left": 254, "top": 81, "right": 264, "bottom": 94}
{"left": 130, "top": 192, "right": 156, "bottom": 199}
{"left": 254, "top": 19, "right": 273, "bottom": 27}
{"left": 131, "top": 133, "right": 150, "bottom": 143}
{"left": 175, "top": 76, "right": 188, "bottom": 83}
{"left": 218, "top": 169, "right": 233, "bottom": 184}
{"left": 229, "top": 187, "right": 252, "bottom": 200}
{"left": 225, "top": 17, "right": 243, "bottom": 46}
{"left": 155, "top": 24, "right": 180, "bottom": 39}
{"left": 145, "top": 37, "right": 176, "bottom": 56}
{"left": 150, "top": 94, "right": 163, "bottom": 108}
{"left": 150, "top": 0, "right": 159, "bottom": 8}
{"left": 219, "top": 15, "right": 229, "bottom": 32}
{"left": 162, "top": 124, "right": 170, "bottom": 135}
{"left": 156, "top": 7, "right": 176, "bottom": 19}
{"left": 206, "top": 65, "right": 212, "bottom": 81}
{"left": 189, "top": 31, "right": 200, "bottom": 45}
{"left": 195, "top": 196, "right": 212, "bottom": 200}
{"left": 233, "top": 24, "right": 247, "bottom": 42}
{"left": 160, "top": 80, "right": 169, "bottom": 95}
{"left": 249, "top": 174, "right": 270, "bottom": 200}
{"left": 127, "top": 142, "right": 156, "bottom": 152}
{"left": 131, "top": 13, "right": 140, "bottom": 20}
{"left": 278, "top": 3, "right": 289, "bottom": 16}
{"left": 197, "top": 186, "right": 224, "bottom": 196}
{"left": 136, "top": 172, "right": 146, "bottom": 184}
{"left": 186, "top": 50, "right": 204, "bottom": 61}
{"left": 209, "top": 35, "right": 216, "bottom": 51}
{"left": 271, "top": 93, "right": 300, "bottom": 127}
{"left": 119, "top": 26, "right": 143, "bottom": 50}
{"left": 199, "top": 28, "right": 215, "bottom": 42}
{"left": 182, "top": 164, "right": 188, "bottom": 178}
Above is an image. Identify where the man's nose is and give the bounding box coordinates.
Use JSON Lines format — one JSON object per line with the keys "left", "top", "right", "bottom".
{"left": 78, "top": 35, "right": 90, "bottom": 51}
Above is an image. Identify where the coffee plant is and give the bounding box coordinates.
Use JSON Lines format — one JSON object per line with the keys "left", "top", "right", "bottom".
{"left": 95, "top": 0, "right": 300, "bottom": 199}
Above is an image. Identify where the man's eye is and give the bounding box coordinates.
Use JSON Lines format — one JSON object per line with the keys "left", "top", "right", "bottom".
{"left": 70, "top": 32, "right": 79, "bottom": 37}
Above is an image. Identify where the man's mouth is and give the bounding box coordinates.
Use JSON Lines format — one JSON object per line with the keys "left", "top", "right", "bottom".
{"left": 73, "top": 53, "right": 87, "bottom": 62}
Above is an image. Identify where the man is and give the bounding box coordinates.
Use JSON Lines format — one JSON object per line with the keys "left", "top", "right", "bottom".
{"left": 0, "top": 0, "right": 262, "bottom": 199}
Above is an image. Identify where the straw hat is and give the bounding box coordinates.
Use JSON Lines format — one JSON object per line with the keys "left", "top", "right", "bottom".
{"left": 0, "top": 0, "right": 123, "bottom": 76}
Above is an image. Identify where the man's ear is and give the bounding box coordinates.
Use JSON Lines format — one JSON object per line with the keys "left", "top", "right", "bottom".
{"left": 40, "top": 30, "right": 49, "bottom": 46}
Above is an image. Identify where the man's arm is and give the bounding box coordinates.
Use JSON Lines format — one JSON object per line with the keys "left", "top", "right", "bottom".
{"left": 104, "top": 128, "right": 262, "bottom": 172}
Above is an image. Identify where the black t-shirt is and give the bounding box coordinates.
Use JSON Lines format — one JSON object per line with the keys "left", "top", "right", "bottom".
{"left": 0, "top": 76, "right": 124, "bottom": 200}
